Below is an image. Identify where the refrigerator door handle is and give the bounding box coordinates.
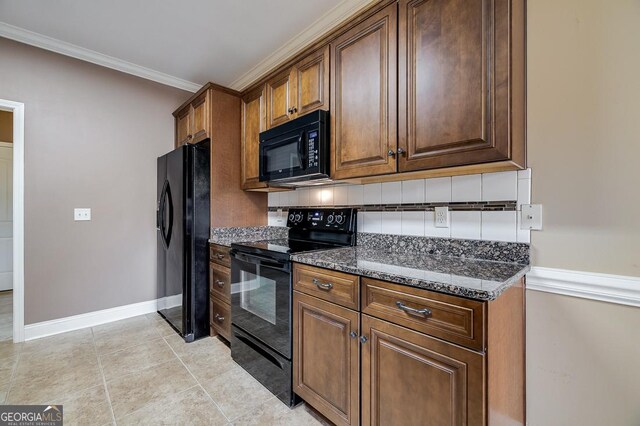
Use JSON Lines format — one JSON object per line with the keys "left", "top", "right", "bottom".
{"left": 164, "top": 181, "right": 174, "bottom": 248}
{"left": 159, "top": 180, "right": 174, "bottom": 249}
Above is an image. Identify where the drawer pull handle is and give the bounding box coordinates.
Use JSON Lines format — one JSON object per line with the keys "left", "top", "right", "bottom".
{"left": 215, "top": 280, "right": 225, "bottom": 288}
{"left": 312, "top": 278, "right": 333, "bottom": 290}
{"left": 215, "top": 314, "right": 225, "bottom": 322}
{"left": 396, "top": 301, "right": 432, "bottom": 317}
{"left": 216, "top": 254, "right": 225, "bottom": 260}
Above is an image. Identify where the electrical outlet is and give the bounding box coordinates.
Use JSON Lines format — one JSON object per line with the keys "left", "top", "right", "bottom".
{"left": 434, "top": 206, "right": 449, "bottom": 228}
{"left": 74, "top": 208, "right": 91, "bottom": 221}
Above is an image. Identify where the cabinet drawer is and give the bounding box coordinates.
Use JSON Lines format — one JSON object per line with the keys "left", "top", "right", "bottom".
{"left": 210, "top": 296, "right": 231, "bottom": 341}
{"left": 293, "top": 264, "right": 359, "bottom": 310}
{"left": 210, "top": 263, "right": 231, "bottom": 303}
{"left": 361, "top": 278, "right": 485, "bottom": 351}
{"left": 209, "top": 244, "right": 231, "bottom": 267}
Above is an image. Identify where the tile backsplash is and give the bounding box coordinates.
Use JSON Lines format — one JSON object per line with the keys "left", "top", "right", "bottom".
{"left": 267, "top": 170, "right": 532, "bottom": 243}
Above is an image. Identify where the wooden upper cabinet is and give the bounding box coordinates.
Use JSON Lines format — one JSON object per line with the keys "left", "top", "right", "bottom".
{"left": 331, "top": 3, "right": 398, "bottom": 180}
{"left": 361, "top": 314, "right": 485, "bottom": 426}
{"left": 295, "top": 45, "right": 330, "bottom": 116}
{"left": 174, "top": 91, "right": 210, "bottom": 147}
{"left": 398, "top": 0, "right": 525, "bottom": 171}
{"left": 175, "top": 106, "right": 191, "bottom": 147}
{"left": 241, "top": 85, "right": 268, "bottom": 189}
{"left": 190, "top": 91, "right": 210, "bottom": 144}
{"left": 293, "top": 291, "right": 360, "bottom": 426}
{"left": 266, "top": 45, "right": 330, "bottom": 130}
{"left": 266, "top": 70, "right": 294, "bottom": 129}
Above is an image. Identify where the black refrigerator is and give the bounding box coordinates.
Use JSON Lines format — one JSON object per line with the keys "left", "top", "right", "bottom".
{"left": 157, "top": 140, "right": 210, "bottom": 342}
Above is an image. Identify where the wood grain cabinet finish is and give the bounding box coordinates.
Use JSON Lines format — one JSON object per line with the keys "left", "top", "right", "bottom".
{"left": 361, "top": 314, "right": 485, "bottom": 426}
{"left": 209, "top": 263, "right": 231, "bottom": 304}
{"left": 209, "top": 244, "right": 231, "bottom": 268}
{"left": 398, "top": 0, "right": 526, "bottom": 171}
{"left": 294, "top": 264, "right": 359, "bottom": 310}
{"left": 241, "top": 86, "right": 268, "bottom": 189}
{"left": 266, "top": 45, "right": 330, "bottom": 130}
{"left": 210, "top": 296, "right": 231, "bottom": 341}
{"left": 361, "top": 277, "right": 484, "bottom": 351}
{"left": 331, "top": 3, "right": 398, "bottom": 180}
{"left": 174, "top": 91, "right": 210, "bottom": 147}
{"left": 293, "top": 291, "right": 360, "bottom": 426}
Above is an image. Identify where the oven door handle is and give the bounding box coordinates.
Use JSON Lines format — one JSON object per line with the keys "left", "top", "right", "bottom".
{"left": 231, "top": 251, "right": 289, "bottom": 271}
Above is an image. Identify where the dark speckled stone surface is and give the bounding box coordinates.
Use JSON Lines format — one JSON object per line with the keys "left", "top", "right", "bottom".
{"left": 291, "top": 246, "right": 529, "bottom": 301}
{"left": 209, "top": 226, "right": 288, "bottom": 247}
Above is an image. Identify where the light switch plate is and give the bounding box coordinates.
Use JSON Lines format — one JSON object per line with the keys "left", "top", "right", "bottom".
{"left": 520, "top": 204, "right": 542, "bottom": 230}
{"left": 434, "top": 206, "right": 450, "bottom": 228}
{"left": 74, "top": 208, "right": 91, "bottom": 221}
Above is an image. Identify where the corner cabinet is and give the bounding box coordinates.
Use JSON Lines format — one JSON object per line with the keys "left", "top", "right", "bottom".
{"left": 397, "top": 0, "right": 525, "bottom": 172}
{"left": 266, "top": 45, "right": 330, "bottom": 129}
{"left": 293, "top": 264, "right": 526, "bottom": 426}
{"left": 330, "top": 3, "right": 398, "bottom": 180}
{"left": 241, "top": 86, "right": 268, "bottom": 190}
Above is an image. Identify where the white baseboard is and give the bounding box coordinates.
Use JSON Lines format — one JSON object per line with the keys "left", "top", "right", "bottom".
{"left": 24, "top": 299, "right": 159, "bottom": 341}
{"left": 527, "top": 267, "right": 640, "bottom": 308}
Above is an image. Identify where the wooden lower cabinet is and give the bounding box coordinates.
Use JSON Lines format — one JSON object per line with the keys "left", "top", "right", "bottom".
{"left": 293, "top": 291, "right": 360, "bottom": 426}
{"left": 361, "top": 314, "right": 484, "bottom": 426}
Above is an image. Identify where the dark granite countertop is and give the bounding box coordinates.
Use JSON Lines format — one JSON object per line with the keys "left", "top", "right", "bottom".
{"left": 291, "top": 246, "right": 530, "bottom": 301}
{"left": 209, "top": 226, "right": 288, "bottom": 247}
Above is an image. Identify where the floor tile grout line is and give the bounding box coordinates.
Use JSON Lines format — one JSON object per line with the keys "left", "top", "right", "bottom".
{"left": 160, "top": 334, "right": 232, "bottom": 424}
{"left": 91, "top": 327, "right": 117, "bottom": 426}
{"left": 115, "top": 383, "right": 202, "bottom": 423}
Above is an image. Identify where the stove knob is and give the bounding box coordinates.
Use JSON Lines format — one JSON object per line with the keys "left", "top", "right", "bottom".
{"left": 327, "top": 214, "right": 334, "bottom": 224}
{"left": 335, "top": 214, "right": 345, "bottom": 225}
{"left": 294, "top": 213, "right": 302, "bottom": 222}
{"left": 289, "top": 213, "right": 295, "bottom": 222}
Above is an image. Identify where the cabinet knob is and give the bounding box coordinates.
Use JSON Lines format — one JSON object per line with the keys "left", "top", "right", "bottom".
{"left": 216, "top": 254, "right": 225, "bottom": 260}
{"left": 397, "top": 147, "right": 406, "bottom": 155}
{"left": 291, "top": 106, "right": 297, "bottom": 114}
{"left": 359, "top": 335, "right": 368, "bottom": 344}
{"left": 187, "top": 134, "right": 193, "bottom": 140}
{"left": 215, "top": 280, "right": 225, "bottom": 288}
{"left": 387, "top": 149, "right": 396, "bottom": 157}
{"left": 215, "top": 314, "right": 225, "bottom": 322}
{"left": 350, "top": 331, "right": 358, "bottom": 339}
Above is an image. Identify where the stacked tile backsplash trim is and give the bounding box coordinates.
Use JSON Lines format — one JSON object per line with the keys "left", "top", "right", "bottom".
{"left": 358, "top": 233, "right": 530, "bottom": 264}
{"left": 210, "top": 226, "right": 288, "bottom": 246}
{"left": 268, "top": 170, "right": 532, "bottom": 244}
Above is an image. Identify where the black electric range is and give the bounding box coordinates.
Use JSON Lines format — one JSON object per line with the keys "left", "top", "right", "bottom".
{"left": 229, "top": 208, "right": 357, "bottom": 407}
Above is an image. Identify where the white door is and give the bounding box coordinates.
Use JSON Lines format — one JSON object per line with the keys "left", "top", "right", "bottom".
{"left": 0, "top": 144, "right": 12, "bottom": 291}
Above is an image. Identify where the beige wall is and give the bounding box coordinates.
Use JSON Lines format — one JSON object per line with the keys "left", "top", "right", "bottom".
{"left": 0, "top": 111, "right": 12, "bottom": 142}
{"left": 528, "top": 0, "right": 640, "bottom": 277}
{"left": 0, "top": 38, "right": 190, "bottom": 324}
{"left": 527, "top": 1, "right": 640, "bottom": 424}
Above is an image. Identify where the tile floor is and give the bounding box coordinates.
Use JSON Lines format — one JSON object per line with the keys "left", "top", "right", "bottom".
{"left": 0, "top": 313, "right": 331, "bottom": 425}
{"left": 0, "top": 291, "right": 12, "bottom": 341}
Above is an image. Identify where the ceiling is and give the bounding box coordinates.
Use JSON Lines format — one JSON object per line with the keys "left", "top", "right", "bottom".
{"left": 0, "top": 0, "right": 363, "bottom": 92}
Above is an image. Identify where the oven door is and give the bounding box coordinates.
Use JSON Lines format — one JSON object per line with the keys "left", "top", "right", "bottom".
{"left": 259, "top": 130, "right": 306, "bottom": 182}
{"left": 230, "top": 250, "right": 292, "bottom": 358}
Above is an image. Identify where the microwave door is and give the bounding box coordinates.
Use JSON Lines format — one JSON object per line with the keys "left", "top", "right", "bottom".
{"left": 260, "top": 131, "right": 305, "bottom": 182}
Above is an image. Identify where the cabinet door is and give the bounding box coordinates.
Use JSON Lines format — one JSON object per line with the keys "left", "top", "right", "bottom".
{"left": 294, "top": 45, "right": 330, "bottom": 116}
{"left": 293, "top": 291, "right": 360, "bottom": 426}
{"left": 361, "top": 314, "right": 485, "bottom": 426}
{"left": 190, "top": 91, "right": 209, "bottom": 144}
{"left": 398, "top": 0, "right": 513, "bottom": 171}
{"left": 266, "top": 69, "right": 295, "bottom": 129}
{"left": 175, "top": 105, "right": 191, "bottom": 147}
{"left": 241, "top": 86, "right": 268, "bottom": 189}
{"left": 331, "top": 3, "right": 397, "bottom": 180}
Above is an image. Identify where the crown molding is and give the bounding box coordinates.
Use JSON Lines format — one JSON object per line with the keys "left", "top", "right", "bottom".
{"left": 229, "top": 0, "right": 378, "bottom": 91}
{"left": 527, "top": 266, "right": 640, "bottom": 308}
{"left": 0, "top": 22, "right": 201, "bottom": 93}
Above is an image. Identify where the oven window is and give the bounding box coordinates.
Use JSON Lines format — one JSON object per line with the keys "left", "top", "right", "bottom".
{"left": 265, "top": 141, "right": 301, "bottom": 173}
{"left": 238, "top": 268, "right": 276, "bottom": 325}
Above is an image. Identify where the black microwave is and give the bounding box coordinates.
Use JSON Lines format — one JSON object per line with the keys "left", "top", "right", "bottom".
{"left": 259, "top": 110, "right": 329, "bottom": 185}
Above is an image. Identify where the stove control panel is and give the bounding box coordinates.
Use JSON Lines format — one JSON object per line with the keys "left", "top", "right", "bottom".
{"left": 287, "top": 208, "right": 357, "bottom": 232}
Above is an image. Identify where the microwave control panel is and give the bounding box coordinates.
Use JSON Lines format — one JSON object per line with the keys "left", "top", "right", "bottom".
{"left": 307, "top": 130, "right": 319, "bottom": 169}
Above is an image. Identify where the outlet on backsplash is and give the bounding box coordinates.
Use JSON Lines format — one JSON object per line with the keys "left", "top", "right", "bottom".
{"left": 435, "top": 206, "right": 449, "bottom": 228}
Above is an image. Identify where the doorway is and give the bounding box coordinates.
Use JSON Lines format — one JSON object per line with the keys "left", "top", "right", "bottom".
{"left": 0, "top": 100, "right": 24, "bottom": 342}
{"left": 0, "top": 111, "right": 13, "bottom": 340}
